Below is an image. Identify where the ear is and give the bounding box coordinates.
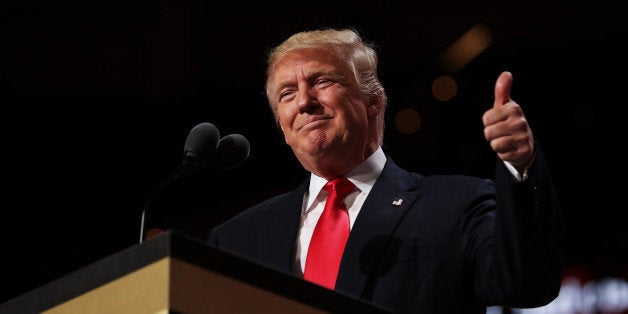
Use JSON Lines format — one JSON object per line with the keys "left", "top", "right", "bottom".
{"left": 366, "top": 95, "right": 384, "bottom": 118}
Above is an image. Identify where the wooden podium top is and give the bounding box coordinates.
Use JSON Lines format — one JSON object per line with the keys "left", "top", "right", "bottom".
{"left": 0, "top": 231, "right": 391, "bottom": 314}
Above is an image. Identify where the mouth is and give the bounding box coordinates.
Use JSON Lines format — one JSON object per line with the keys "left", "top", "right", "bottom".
{"left": 297, "top": 116, "right": 331, "bottom": 131}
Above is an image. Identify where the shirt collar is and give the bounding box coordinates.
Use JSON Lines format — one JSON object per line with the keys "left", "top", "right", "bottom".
{"left": 305, "top": 146, "right": 387, "bottom": 211}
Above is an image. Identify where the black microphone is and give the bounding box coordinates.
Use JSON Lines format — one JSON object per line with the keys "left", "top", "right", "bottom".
{"left": 183, "top": 122, "right": 221, "bottom": 165}
{"left": 139, "top": 122, "right": 220, "bottom": 243}
{"left": 214, "top": 133, "right": 250, "bottom": 170}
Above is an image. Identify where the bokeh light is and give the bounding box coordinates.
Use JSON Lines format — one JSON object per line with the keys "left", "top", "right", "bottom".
{"left": 395, "top": 108, "right": 422, "bottom": 134}
{"left": 431, "top": 75, "right": 458, "bottom": 101}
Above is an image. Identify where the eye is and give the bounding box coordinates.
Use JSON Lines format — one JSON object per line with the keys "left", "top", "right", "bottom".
{"left": 315, "top": 78, "right": 333, "bottom": 87}
{"left": 279, "top": 89, "right": 296, "bottom": 103}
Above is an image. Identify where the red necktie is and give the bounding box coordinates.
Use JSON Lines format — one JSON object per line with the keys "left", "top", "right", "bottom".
{"left": 304, "top": 177, "right": 355, "bottom": 290}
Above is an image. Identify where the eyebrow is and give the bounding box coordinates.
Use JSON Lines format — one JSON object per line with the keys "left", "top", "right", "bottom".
{"left": 275, "top": 68, "right": 341, "bottom": 92}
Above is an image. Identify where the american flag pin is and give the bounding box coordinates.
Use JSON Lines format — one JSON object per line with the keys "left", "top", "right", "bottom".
{"left": 392, "top": 199, "right": 404, "bottom": 206}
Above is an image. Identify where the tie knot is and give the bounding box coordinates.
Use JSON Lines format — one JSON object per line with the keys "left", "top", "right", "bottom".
{"left": 324, "top": 177, "right": 355, "bottom": 197}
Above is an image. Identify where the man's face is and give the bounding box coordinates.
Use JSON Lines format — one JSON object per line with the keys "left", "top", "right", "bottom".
{"left": 269, "top": 48, "right": 377, "bottom": 176}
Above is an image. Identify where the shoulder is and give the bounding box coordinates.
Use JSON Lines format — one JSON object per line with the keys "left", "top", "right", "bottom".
{"left": 384, "top": 156, "right": 492, "bottom": 192}
{"left": 214, "top": 180, "right": 308, "bottom": 228}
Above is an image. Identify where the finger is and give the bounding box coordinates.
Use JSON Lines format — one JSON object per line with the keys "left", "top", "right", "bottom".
{"left": 493, "top": 71, "right": 513, "bottom": 108}
{"left": 483, "top": 122, "right": 507, "bottom": 142}
{"left": 488, "top": 136, "right": 521, "bottom": 163}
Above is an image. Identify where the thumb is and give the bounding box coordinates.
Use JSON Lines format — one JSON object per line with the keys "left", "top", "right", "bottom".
{"left": 494, "top": 71, "right": 513, "bottom": 108}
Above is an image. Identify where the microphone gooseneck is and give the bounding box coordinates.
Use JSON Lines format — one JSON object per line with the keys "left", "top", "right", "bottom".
{"left": 139, "top": 122, "right": 220, "bottom": 243}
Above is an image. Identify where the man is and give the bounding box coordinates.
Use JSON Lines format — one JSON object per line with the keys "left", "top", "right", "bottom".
{"left": 208, "top": 28, "right": 563, "bottom": 313}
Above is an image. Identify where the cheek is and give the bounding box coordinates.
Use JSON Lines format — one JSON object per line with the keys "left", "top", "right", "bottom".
{"left": 277, "top": 105, "right": 296, "bottom": 141}
{"left": 279, "top": 123, "right": 291, "bottom": 145}
{"left": 345, "top": 100, "right": 369, "bottom": 124}
{"left": 277, "top": 104, "right": 295, "bottom": 124}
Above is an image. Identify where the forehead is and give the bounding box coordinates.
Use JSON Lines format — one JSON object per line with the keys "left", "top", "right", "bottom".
{"left": 273, "top": 49, "right": 347, "bottom": 78}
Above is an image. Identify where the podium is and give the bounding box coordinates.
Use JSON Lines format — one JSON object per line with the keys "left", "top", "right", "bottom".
{"left": 0, "top": 231, "right": 391, "bottom": 314}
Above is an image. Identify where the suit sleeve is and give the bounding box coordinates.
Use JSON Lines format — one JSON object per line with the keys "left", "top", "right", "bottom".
{"left": 466, "top": 145, "right": 564, "bottom": 307}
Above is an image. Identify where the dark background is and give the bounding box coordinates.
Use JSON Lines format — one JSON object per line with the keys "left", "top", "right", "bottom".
{"left": 1, "top": 0, "right": 627, "bottom": 305}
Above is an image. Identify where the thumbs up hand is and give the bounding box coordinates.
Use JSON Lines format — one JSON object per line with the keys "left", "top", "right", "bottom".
{"left": 482, "top": 71, "right": 535, "bottom": 173}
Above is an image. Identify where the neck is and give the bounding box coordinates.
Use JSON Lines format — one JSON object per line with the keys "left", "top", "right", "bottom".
{"left": 305, "top": 143, "right": 379, "bottom": 180}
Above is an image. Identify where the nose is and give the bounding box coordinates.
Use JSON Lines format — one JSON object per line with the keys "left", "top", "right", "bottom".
{"left": 296, "top": 87, "right": 318, "bottom": 114}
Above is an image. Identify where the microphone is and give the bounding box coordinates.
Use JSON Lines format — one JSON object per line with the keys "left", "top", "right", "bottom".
{"left": 214, "top": 133, "right": 251, "bottom": 170}
{"left": 139, "top": 122, "right": 220, "bottom": 243}
{"left": 183, "top": 122, "right": 221, "bottom": 165}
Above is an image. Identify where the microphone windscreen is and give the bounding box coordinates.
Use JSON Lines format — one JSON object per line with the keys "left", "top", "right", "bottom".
{"left": 183, "top": 122, "right": 221, "bottom": 161}
{"left": 216, "top": 133, "right": 250, "bottom": 170}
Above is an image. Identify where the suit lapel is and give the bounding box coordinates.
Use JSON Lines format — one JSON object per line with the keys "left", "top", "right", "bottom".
{"left": 335, "top": 158, "right": 421, "bottom": 297}
{"left": 256, "top": 180, "right": 309, "bottom": 274}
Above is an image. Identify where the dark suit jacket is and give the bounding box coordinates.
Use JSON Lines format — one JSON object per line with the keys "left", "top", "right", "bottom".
{"left": 208, "top": 148, "right": 563, "bottom": 313}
